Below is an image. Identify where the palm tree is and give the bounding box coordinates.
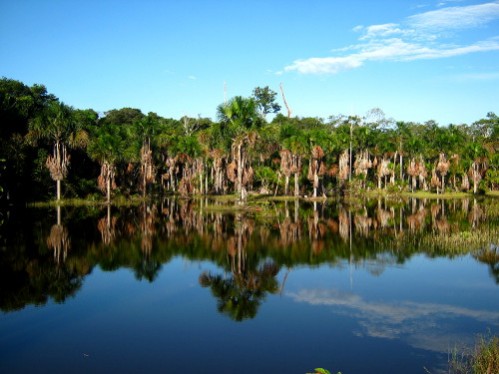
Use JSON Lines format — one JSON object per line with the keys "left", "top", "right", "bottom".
{"left": 281, "top": 123, "right": 309, "bottom": 197}
{"left": 135, "top": 113, "right": 161, "bottom": 197}
{"left": 28, "top": 101, "right": 88, "bottom": 201}
{"left": 228, "top": 131, "right": 257, "bottom": 202}
{"left": 87, "top": 124, "right": 125, "bottom": 203}
{"left": 217, "top": 96, "right": 260, "bottom": 202}
{"left": 217, "top": 96, "right": 260, "bottom": 132}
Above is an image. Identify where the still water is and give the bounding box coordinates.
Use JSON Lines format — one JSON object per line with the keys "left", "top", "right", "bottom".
{"left": 1, "top": 198, "right": 498, "bottom": 373}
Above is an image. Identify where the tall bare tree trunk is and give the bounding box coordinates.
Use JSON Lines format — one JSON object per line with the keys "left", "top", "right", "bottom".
{"left": 107, "top": 177, "right": 111, "bottom": 204}
{"left": 294, "top": 172, "right": 300, "bottom": 197}
{"left": 237, "top": 142, "right": 243, "bottom": 197}
{"left": 313, "top": 169, "right": 319, "bottom": 198}
{"left": 293, "top": 154, "right": 301, "bottom": 197}
{"left": 400, "top": 153, "right": 403, "bottom": 181}
{"left": 280, "top": 83, "right": 292, "bottom": 118}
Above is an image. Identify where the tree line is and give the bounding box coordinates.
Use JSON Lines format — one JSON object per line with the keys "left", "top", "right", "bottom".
{"left": 1, "top": 77, "right": 498, "bottom": 204}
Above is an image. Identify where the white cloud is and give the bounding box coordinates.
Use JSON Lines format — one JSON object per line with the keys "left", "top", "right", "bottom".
{"left": 285, "top": 55, "right": 363, "bottom": 74}
{"left": 408, "top": 1, "right": 499, "bottom": 31}
{"left": 359, "top": 23, "right": 406, "bottom": 40}
{"left": 283, "top": 1, "right": 499, "bottom": 75}
{"left": 284, "top": 37, "right": 499, "bottom": 75}
{"left": 188, "top": 75, "right": 197, "bottom": 80}
{"left": 437, "top": 0, "right": 466, "bottom": 7}
{"left": 288, "top": 288, "right": 499, "bottom": 352}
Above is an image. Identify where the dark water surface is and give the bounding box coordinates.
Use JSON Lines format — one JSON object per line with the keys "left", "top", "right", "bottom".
{"left": 1, "top": 198, "right": 498, "bottom": 373}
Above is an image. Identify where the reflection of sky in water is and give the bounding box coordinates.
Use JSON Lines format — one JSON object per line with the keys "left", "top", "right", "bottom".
{"left": 284, "top": 254, "right": 499, "bottom": 353}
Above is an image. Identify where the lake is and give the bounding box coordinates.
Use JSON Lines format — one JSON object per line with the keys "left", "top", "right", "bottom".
{"left": 1, "top": 197, "right": 498, "bottom": 373}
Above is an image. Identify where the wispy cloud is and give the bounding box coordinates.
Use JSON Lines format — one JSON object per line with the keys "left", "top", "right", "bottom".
{"left": 288, "top": 288, "right": 499, "bottom": 352}
{"left": 408, "top": 1, "right": 499, "bottom": 31}
{"left": 283, "top": 1, "right": 499, "bottom": 75}
{"left": 452, "top": 71, "right": 499, "bottom": 81}
{"left": 437, "top": 0, "right": 466, "bottom": 7}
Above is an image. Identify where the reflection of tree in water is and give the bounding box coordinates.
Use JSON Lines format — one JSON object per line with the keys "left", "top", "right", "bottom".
{"left": 47, "top": 223, "right": 70, "bottom": 264}
{"left": 97, "top": 205, "right": 116, "bottom": 245}
{"left": 136, "top": 204, "right": 161, "bottom": 281}
{"left": 406, "top": 203, "right": 427, "bottom": 233}
{"left": 140, "top": 204, "right": 157, "bottom": 256}
{"left": 4, "top": 196, "right": 499, "bottom": 313}
{"left": 276, "top": 200, "right": 302, "bottom": 252}
{"left": 199, "top": 213, "right": 280, "bottom": 321}
{"left": 162, "top": 199, "right": 207, "bottom": 237}
{"left": 93, "top": 203, "right": 163, "bottom": 282}
{"left": 354, "top": 207, "right": 373, "bottom": 238}
{"left": 339, "top": 207, "right": 350, "bottom": 243}
{"left": 376, "top": 204, "right": 393, "bottom": 230}
{"left": 308, "top": 206, "right": 327, "bottom": 254}
{"left": 430, "top": 200, "right": 450, "bottom": 234}
{"left": 474, "top": 244, "right": 499, "bottom": 284}
{"left": 46, "top": 206, "right": 70, "bottom": 264}
{"left": 468, "top": 198, "right": 484, "bottom": 228}
{"left": 0, "top": 261, "right": 83, "bottom": 312}
{"left": 1, "top": 207, "right": 83, "bottom": 312}
{"left": 199, "top": 262, "right": 279, "bottom": 321}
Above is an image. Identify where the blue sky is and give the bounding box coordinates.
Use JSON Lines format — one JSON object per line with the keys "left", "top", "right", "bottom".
{"left": 1, "top": 0, "right": 498, "bottom": 125}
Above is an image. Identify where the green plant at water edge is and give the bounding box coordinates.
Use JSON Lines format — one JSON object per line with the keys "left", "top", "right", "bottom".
{"left": 449, "top": 334, "right": 498, "bottom": 373}
{"left": 307, "top": 368, "right": 342, "bottom": 374}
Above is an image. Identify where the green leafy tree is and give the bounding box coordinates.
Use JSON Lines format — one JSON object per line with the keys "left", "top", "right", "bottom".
{"left": 0, "top": 78, "right": 57, "bottom": 202}
{"left": 28, "top": 101, "right": 88, "bottom": 201}
{"left": 252, "top": 86, "right": 281, "bottom": 119}
{"left": 99, "top": 107, "right": 144, "bottom": 126}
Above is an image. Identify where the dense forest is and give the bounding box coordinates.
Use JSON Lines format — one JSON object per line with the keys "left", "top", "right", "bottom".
{"left": 1, "top": 77, "right": 498, "bottom": 204}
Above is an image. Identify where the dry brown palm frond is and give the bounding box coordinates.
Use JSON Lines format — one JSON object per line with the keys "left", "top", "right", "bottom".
{"left": 45, "top": 142, "right": 69, "bottom": 181}
{"left": 280, "top": 149, "right": 293, "bottom": 177}
{"left": 226, "top": 161, "right": 237, "bottom": 182}
{"left": 354, "top": 150, "right": 372, "bottom": 177}
{"left": 431, "top": 169, "right": 441, "bottom": 188}
{"left": 242, "top": 166, "right": 254, "bottom": 185}
{"left": 311, "top": 145, "right": 324, "bottom": 160}
{"left": 461, "top": 172, "right": 470, "bottom": 191}
{"left": 436, "top": 153, "right": 450, "bottom": 176}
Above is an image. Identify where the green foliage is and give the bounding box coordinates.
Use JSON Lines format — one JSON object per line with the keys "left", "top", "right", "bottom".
{"left": 28, "top": 101, "right": 80, "bottom": 146}
{"left": 449, "top": 333, "right": 498, "bottom": 374}
{"left": 99, "top": 107, "right": 144, "bottom": 126}
{"left": 252, "top": 86, "right": 281, "bottom": 118}
{"left": 313, "top": 368, "right": 331, "bottom": 374}
{"left": 3, "top": 76, "right": 499, "bottom": 203}
{"left": 217, "top": 95, "right": 261, "bottom": 132}
{"left": 307, "top": 368, "right": 342, "bottom": 374}
{"left": 87, "top": 123, "right": 127, "bottom": 165}
{"left": 173, "top": 134, "right": 202, "bottom": 158}
{"left": 254, "top": 165, "right": 277, "bottom": 188}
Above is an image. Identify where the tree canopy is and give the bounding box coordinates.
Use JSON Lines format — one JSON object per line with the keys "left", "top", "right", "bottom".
{"left": 1, "top": 76, "right": 498, "bottom": 204}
